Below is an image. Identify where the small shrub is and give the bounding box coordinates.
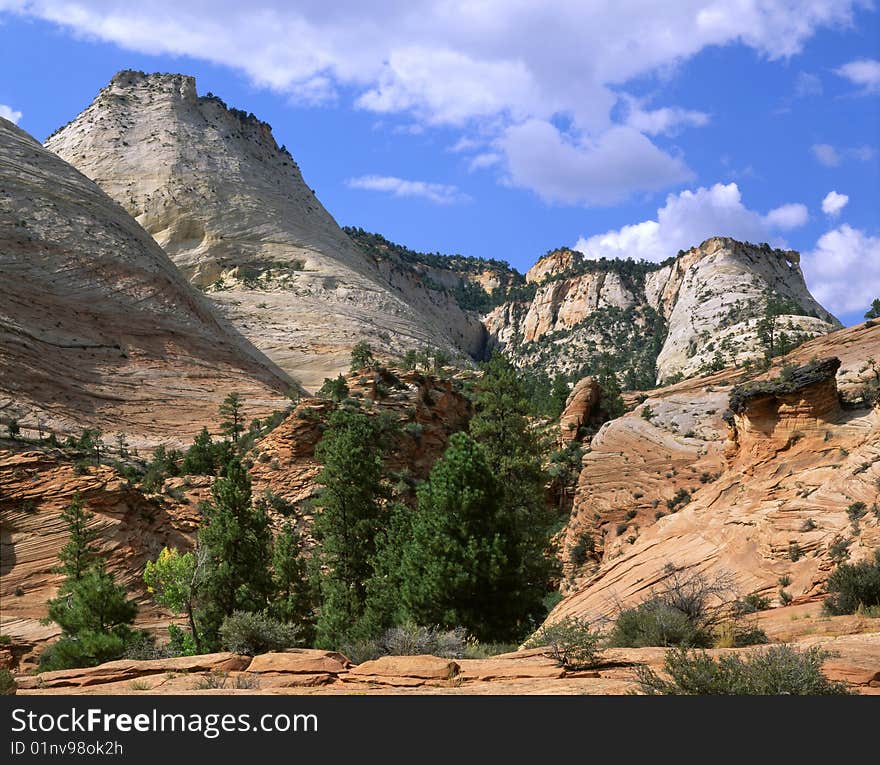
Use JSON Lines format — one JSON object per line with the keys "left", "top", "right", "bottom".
{"left": 787, "top": 543, "right": 802, "bottom": 562}
{"left": 778, "top": 575, "right": 792, "bottom": 588}
{"left": 800, "top": 518, "right": 817, "bottom": 532}
{"left": 828, "top": 537, "right": 852, "bottom": 564}
{"left": 732, "top": 593, "right": 770, "bottom": 615}
{"left": 641, "top": 405, "right": 655, "bottom": 421}
{"left": 666, "top": 488, "right": 691, "bottom": 512}
{"left": 635, "top": 645, "right": 850, "bottom": 695}
{"left": 569, "top": 533, "right": 595, "bottom": 566}
{"left": 232, "top": 673, "right": 260, "bottom": 690}
{"left": 218, "top": 611, "right": 302, "bottom": 655}
{"left": 625, "top": 509, "right": 638, "bottom": 520}
{"left": 195, "top": 671, "right": 229, "bottom": 690}
{"left": 822, "top": 551, "right": 880, "bottom": 615}
{"left": 713, "top": 620, "right": 769, "bottom": 648}
{"left": 616, "top": 523, "right": 628, "bottom": 535}
{"left": 524, "top": 616, "right": 602, "bottom": 670}
{"left": 779, "top": 589, "right": 793, "bottom": 605}
{"left": 128, "top": 679, "right": 152, "bottom": 691}
{"left": 377, "top": 624, "right": 469, "bottom": 659}
{"left": 0, "top": 669, "right": 16, "bottom": 695}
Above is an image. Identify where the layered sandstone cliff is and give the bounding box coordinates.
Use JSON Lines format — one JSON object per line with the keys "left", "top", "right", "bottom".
{"left": 549, "top": 322, "right": 880, "bottom": 624}
{"left": 45, "top": 71, "right": 483, "bottom": 390}
{"left": 0, "top": 116, "right": 291, "bottom": 447}
{"left": 486, "top": 239, "right": 840, "bottom": 385}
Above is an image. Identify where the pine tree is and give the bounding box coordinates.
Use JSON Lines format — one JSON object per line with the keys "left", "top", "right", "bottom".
{"left": 312, "top": 408, "right": 387, "bottom": 646}
{"left": 197, "top": 458, "right": 274, "bottom": 646}
{"left": 270, "top": 522, "right": 316, "bottom": 644}
{"left": 467, "top": 353, "right": 559, "bottom": 638}
{"left": 866, "top": 299, "right": 880, "bottom": 320}
{"left": 349, "top": 341, "right": 375, "bottom": 372}
{"left": 54, "top": 493, "right": 99, "bottom": 584}
{"left": 394, "top": 432, "right": 510, "bottom": 639}
{"left": 43, "top": 564, "right": 138, "bottom": 669}
{"left": 182, "top": 427, "right": 216, "bottom": 475}
{"left": 219, "top": 392, "right": 244, "bottom": 443}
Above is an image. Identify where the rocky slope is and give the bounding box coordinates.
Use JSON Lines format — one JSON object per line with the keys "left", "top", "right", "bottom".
{"left": 549, "top": 321, "right": 880, "bottom": 623}
{"left": 0, "top": 445, "right": 199, "bottom": 664}
{"left": 485, "top": 238, "right": 840, "bottom": 386}
{"left": 0, "top": 116, "right": 292, "bottom": 447}
{"left": 45, "top": 71, "right": 484, "bottom": 391}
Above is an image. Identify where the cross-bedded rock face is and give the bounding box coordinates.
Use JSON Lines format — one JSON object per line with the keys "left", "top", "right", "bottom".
{"left": 45, "top": 70, "right": 484, "bottom": 391}
{"left": 0, "top": 115, "right": 291, "bottom": 447}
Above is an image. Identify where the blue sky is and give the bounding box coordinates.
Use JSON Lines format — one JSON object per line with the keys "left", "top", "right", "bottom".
{"left": 1, "top": 1, "right": 878, "bottom": 325}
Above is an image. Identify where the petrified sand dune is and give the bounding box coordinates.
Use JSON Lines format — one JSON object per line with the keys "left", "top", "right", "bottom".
{"left": 0, "top": 116, "right": 293, "bottom": 446}
{"left": 552, "top": 322, "right": 880, "bottom": 622}
{"left": 45, "top": 71, "right": 484, "bottom": 390}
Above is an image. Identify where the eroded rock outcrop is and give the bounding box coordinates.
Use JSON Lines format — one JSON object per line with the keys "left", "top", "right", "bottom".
{"left": 486, "top": 238, "right": 840, "bottom": 386}
{"left": 558, "top": 377, "right": 601, "bottom": 445}
{"left": 551, "top": 323, "right": 880, "bottom": 615}
{"left": 0, "top": 116, "right": 291, "bottom": 447}
{"left": 45, "top": 71, "right": 483, "bottom": 390}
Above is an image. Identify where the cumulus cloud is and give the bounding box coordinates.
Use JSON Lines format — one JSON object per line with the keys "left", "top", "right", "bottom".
{"left": 346, "top": 175, "right": 468, "bottom": 204}
{"left": 802, "top": 225, "right": 880, "bottom": 314}
{"left": 0, "top": 0, "right": 865, "bottom": 204}
{"left": 499, "top": 120, "right": 693, "bottom": 206}
{"left": 834, "top": 58, "right": 880, "bottom": 94}
{"left": 763, "top": 203, "right": 809, "bottom": 230}
{"left": 821, "top": 190, "right": 849, "bottom": 216}
{"left": 572, "top": 182, "right": 806, "bottom": 262}
{"left": 0, "top": 103, "right": 22, "bottom": 124}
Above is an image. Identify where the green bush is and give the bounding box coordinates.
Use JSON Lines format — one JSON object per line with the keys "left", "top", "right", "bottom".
{"left": 732, "top": 593, "right": 770, "bottom": 615}
{"left": 0, "top": 669, "right": 16, "bottom": 695}
{"left": 524, "top": 616, "right": 602, "bottom": 670}
{"left": 635, "top": 645, "right": 850, "bottom": 695}
{"left": 569, "top": 533, "right": 595, "bottom": 566}
{"left": 822, "top": 551, "right": 880, "bottom": 615}
{"left": 218, "top": 611, "right": 302, "bottom": 655}
{"left": 609, "top": 568, "right": 731, "bottom": 648}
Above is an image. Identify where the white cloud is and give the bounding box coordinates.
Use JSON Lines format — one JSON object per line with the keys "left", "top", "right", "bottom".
{"left": 623, "top": 100, "right": 710, "bottom": 136}
{"left": 834, "top": 58, "right": 880, "bottom": 94}
{"left": 0, "top": 103, "right": 22, "bottom": 124}
{"left": 0, "top": 0, "right": 866, "bottom": 204}
{"left": 346, "top": 174, "right": 468, "bottom": 204}
{"left": 811, "top": 143, "right": 840, "bottom": 166}
{"left": 802, "top": 225, "right": 880, "bottom": 314}
{"left": 468, "top": 152, "right": 502, "bottom": 171}
{"left": 573, "top": 182, "right": 805, "bottom": 262}
{"left": 821, "top": 190, "right": 849, "bottom": 216}
{"left": 498, "top": 120, "right": 693, "bottom": 206}
{"left": 763, "top": 203, "right": 808, "bottom": 230}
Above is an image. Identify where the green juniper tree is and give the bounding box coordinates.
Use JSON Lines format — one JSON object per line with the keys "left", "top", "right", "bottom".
{"left": 349, "top": 341, "right": 375, "bottom": 372}
{"left": 866, "top": 298, "right": 880, "bottom": 320}
{"left": 270, "top": 522, "right": 317, "bottom": 645}
{"left": 54, "top": 493, "right": 99, "bottom": 582}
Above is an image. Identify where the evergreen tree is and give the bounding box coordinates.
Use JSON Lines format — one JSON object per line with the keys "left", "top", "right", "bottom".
{"left": 270, "top": 522, "right": 316, "bottom": 645}
{"left": 197, "top": 459, "right": 274, "bottom": 646}
{"left": 181, "top": 427, "right": 216, "bottom": 475}
{"left": 467, "top": 353, "right": 559, "bottom": 638}
{"left": 42, "top": 494, "right": 139, "bottom": 669}
{"left": 394, "top": 433, "right": 510, "bottom": 639}
{"left": 866, "top": 299, "right": 880, "bottom": 320}
{"left": 349, "top": 341, "right": 375, "bottom": 372}
{"left": 318, "top": 375, "right": 349, "bottom": 403}
{"left": 219, "top": 392, "right": 244, "bottom": 443}
{"left": 312, "top": 408, "right": 387, "bottom": 646}
{"left": 7, "top": 419, "right": 20, "bottom": 439}
{"left": 42, "top": 565, "right": 139, "bottom": 669}
{"left": 54, "top": 493, "right": 99, "bottom": 584}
